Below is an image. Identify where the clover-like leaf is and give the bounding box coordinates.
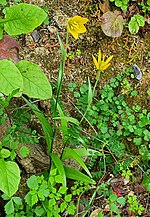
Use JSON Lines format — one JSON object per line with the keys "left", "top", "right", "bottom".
{"left": 101, "top": 11, "right": 124, "bottom": 37}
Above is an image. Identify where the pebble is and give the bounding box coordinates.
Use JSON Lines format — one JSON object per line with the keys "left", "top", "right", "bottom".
{"left": 132, "top": 64, "right": 142, "bottom": 80}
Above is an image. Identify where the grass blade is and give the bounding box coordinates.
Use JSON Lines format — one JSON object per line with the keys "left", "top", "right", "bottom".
{"left": 64, "top": 166, "right": 96, "bottom": 185}
{"left": 22, "top": 96, "right": 53, "bottom": 156}
{"left": 50, "top": 153, "right": 66, "bottom": 187}
{"left": 64, "top": 147, "right": 92, "bottom": 177}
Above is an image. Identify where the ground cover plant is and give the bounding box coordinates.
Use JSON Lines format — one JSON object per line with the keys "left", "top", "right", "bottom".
{"left": 0, "top": 0, "right": 150, "bottom": 216}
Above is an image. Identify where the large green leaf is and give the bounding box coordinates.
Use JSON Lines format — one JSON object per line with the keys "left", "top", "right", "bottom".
{"left": 4, "top": 3, "right": 47, "bottom": 35}
{"left": 16, "top": 60, "right": 52, "bottom": 99}
{"left": 64, "top": 148, "right": 92, "bottom": 177}
{"left": 0, "top": 60, "right": 23, "bottom": 96}
{"left": 0, "top": 159, "right": 21, "bottom": 197}
{"left": 64, "top": 166, "right": 96, "bottom": 185}
{"left": 50, "top": 153, "right": 66, "bottom": 187}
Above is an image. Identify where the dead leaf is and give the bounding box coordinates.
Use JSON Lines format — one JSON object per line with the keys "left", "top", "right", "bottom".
{"left": 0, "top": 35, "right": 20, "bottom": 63}
{"left": 90, "top": 208, "right": 103, "bottom": 217}
{"left": 101, "top": 11, "right": 124, "bottom": 37}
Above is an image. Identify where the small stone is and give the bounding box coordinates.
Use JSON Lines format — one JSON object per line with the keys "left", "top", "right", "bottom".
{"left": 31, "top": 30, "right": 40, "bottom": 43}
{"left": 132, "top": 64, "right": 142, "bottom": 80}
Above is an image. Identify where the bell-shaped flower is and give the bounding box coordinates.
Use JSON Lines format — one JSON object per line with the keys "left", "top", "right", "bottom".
{"left": 67, "top": 16, "right": 88, "bottom": 39}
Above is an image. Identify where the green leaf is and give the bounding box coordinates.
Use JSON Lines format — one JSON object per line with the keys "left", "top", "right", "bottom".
{"left": 4, "top": 3, "right": 47, "bottom": 35}
{"left": 0, "top": 159, "right": 20, "bottom": 197}
{"left": 109, "top": 194, "right": 118, "bottom": 202}
{"left": 60, "top": 201, "right": 67, "bottom": 212}
{"left": 27, "top": 175, "right": 38, "bottom": 189}
{"left": 138, "top": 116, "right": 150, "bottom": 127}
{"left": 19, "top": 146, "right": 30, "bottom": 158}
{"left": 142, "top": 176, "right": 150, "bottom": 192}
{"left": 12, "top": 197, "right": 22, "bottom": 206}
{"left": 58, "top": 186, "right": 68, "bottom": 194}
{"left": 67, "top": 202, "right": 76, "bottom": 215}
{"left": 64, "top": 147, "right": 92, "bottom": 177}
{"left": 117, "top": 197, "right": 126, "bottom": 205}
{"left": 0, "top": 23, "right": 3, "bottom": 39}
{"left": 0, "top": 60, "right": 23, "bottom": 96}
{"left": 4, "top": 199, "right": 14, "bottom": 215}
{"left": 55, "top": 101, "right": 68, "bottom": 142}
{"left": 57, "top": 34, "right": 66, "bottom": 61}
{"left": 24, "top": 192, "right": 32, "bottom": 206}
{"left": 136, "top": 14, "right": 145, "bottom": 26}
{"left": 53, "top": 116, "right": 79, "bottom": 125}
{"left": 88, "top": 77, "right": 93, "bottom": 106}
{"left": 31, "top": 194, "right": 38, "bottom": 206}
{"left": 0, "top": 0, "right": 7, "bottom": 5}
{"left": 64, "top": 166, "right": 96, "bottom": 184}
{"left": 35, "top": 206, "right": 45, "bottom": 216}
{"left": 1, "top": 148, "right": 10, "bottom": 158}
{"left": 16, "top": 60, "right": 52, "bottom": 100}
{"left": 22, "top": 97, "right": 53, "bottom": 156}
{"left": 65, "top": 194, "right": 72, "bottom": 202}
{"left": 129, "top": 15, "right": 141, "bottom": 34}
{"left": 110, "top": 203, "right": 119, "bottom": 214}
{"left": 147, "top": 88, "right": 150, "bottom": 96}
{"left": 50, "top": 153, "right": 66, "bottom": 187}
{"left": 62, "top": 148, "right": 103, "bottom": 160}
{"left": 133, "top": 137, "right": 142, "bottom": 146}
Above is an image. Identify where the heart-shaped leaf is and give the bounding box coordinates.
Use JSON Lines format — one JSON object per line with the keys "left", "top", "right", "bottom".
{"left": 101, "top": 11, "right": 124, "bottom": 37}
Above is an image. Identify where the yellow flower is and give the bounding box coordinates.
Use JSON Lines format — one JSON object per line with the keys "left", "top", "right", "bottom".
{"left": 67, "top": 16, "right": 88, "bottom": 39}
{"left": 92, "top": 50, "right": 113, "bottom": 71}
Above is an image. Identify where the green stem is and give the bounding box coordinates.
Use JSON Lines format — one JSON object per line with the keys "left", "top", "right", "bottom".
{"left": 80, "top": 70, "right": 101, "bottom": 124}
{"left": 50, "top": 30, "right": 69, "bottom": 160}
{"left": 93, "top": 70, "right": 101, "bottom": 96}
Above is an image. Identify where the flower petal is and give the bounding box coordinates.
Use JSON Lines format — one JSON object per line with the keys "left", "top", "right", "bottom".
{"left": 73, "top": 16, "right": 89, "bottom": 24}
{"left": 67, "top": 24, "right": 78, "bottom": 39}
{"left": 98, "top": 50, "right": 101, "bottom": 65}
{"left": 92, "top": 55, "right": 99, "bottom": 70}
{"left": 77, "top": 24, "right": 87, "bottom": 33}
{"left": 105, "top": 55, "right": 113, "bottom": 65}
{"left": 101, "top": 63, "right": 110, "bottom": 70}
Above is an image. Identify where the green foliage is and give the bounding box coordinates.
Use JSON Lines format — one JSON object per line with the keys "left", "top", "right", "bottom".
{"left": 108, "top": 193, "right": 126, "bottom": 216}
{"left": 71, "top": 181, "right": 90, "bottom": 196}
{"left": 71, "top": 69, "right": 149, "bottom": 179}
{"left": 110, "top": 0, "right": 130, "bottom": 11}
{"left": 142, "top": 174, "right": 150, "bottom": 192}
{"left": 4, "top": 171, "right": 87, "bottom": 216}
{"left": 0, "top": 60, "right": 52, "bottom": 99}
{"left": 0, "top": 159, "right": 20, "bottom": 197}
{"left": 129, "top": 14, "right": 145, "bottom": 34}
{"left": 127, "top": 195, "right": 145, "bottom": 215}
{"left": 0, "top": 0, "right": 7, "bottom": 6}
{"left": 139, "top": 0, "right": 150, "bottom": 13}
{"left": 1, "top": 3, "right": 47, "bottom": 38}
